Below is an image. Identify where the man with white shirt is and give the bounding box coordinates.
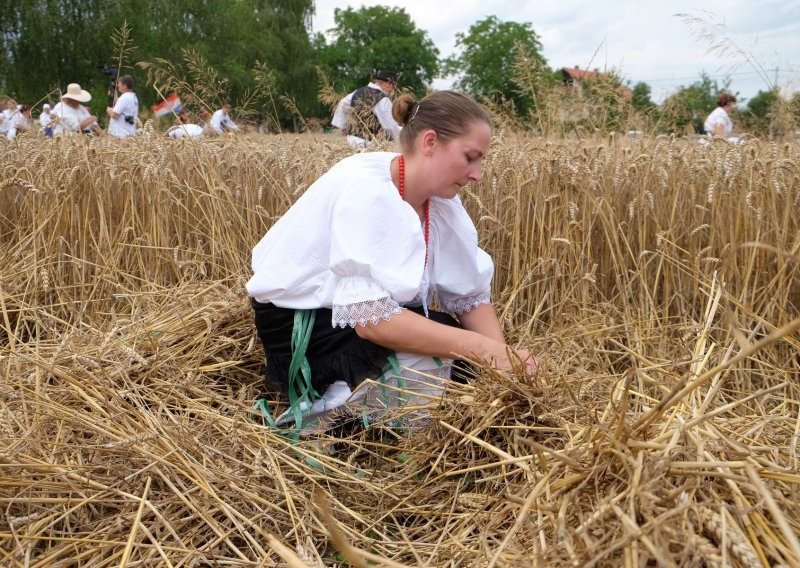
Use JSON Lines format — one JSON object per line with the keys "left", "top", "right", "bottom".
{"left": 52, "top": 83, "right": 99, "bottom": 136}
{"left": 210, "top": 104, "right": 239, "bottom": 135}
{"left": 331, "top": 70, "right": 401, "bottom": 147}
{"left": 106, "top": 74, "right": 138, "bottom": 137}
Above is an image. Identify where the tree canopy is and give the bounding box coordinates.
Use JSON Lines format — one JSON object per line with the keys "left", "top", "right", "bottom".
{"left": 444, "top": 16, "right": 548, "bottom": 115}
{"left": 313, "top": 6, "right": 439, "bottom": 96}
{"left": 631, "top": 82, "right": 656, "bottom": 113}
{"left": 0, "top": 0, "right": 315, "bottom": 123}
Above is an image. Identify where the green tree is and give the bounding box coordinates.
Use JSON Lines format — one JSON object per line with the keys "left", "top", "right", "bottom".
{"left": 791, "top": 92, "right": 800, "bottom": 126}
{"left": 746, "top": 89, "right": 778, "bottom": 118}
{"left": 741, "top": 88, "right": 778, "bottom": 137}
{"left": 444, "top": 16, "right": 548, "bottom": 116}
{"left": 659, "top": 72, "right": 733, "bottom": 134}
{"left": 0, "top": 0, "right": 315, "bottom": 124}
{"left": 740, "top": 88, "right": 800, "bottom": 139}
{"left": 0, "top": 0, "right": 110, "bottom": 108}
{"left": 314, "top": 6, "right": 439, "bottom": 97}
{"left": 631, "top": 82, "right": 655, "bottom": 113}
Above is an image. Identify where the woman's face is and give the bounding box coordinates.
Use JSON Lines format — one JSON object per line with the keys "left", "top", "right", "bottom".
{"left": 427, "top": 120, "right": 491, "bottom": 199}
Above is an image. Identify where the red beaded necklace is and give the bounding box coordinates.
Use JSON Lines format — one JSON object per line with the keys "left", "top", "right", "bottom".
{"left": 397, "top": 155, "right": 430, "bottom": 266}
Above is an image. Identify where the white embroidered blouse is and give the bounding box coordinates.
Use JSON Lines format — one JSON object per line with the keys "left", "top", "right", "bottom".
{"left": 246, "top": 152, "right": 493, "bottom": 328}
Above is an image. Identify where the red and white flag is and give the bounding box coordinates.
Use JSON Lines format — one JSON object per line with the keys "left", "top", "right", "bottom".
{"left": 151, "top": 94, "right": 182, "bottom": 118}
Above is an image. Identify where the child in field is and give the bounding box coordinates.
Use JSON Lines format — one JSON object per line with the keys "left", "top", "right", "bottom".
{"left": 39, "top": 103, "right": 53, "bottom": 137}
{"left": 246, "top": 90, "right": 537, "bottom": 433}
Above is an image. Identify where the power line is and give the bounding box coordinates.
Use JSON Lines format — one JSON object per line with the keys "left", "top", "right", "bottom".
{"left": 637, "top": 68, "right": 781, "bottom": 84}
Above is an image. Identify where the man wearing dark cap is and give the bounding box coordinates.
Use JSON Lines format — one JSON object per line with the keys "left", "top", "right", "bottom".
{"left": 332, "top": 70, "right": 401, "bottom": 147}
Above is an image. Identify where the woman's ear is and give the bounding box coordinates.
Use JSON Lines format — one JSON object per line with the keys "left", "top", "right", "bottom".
{"left": 420, "top": 129, "right": 437, "bottom": 156}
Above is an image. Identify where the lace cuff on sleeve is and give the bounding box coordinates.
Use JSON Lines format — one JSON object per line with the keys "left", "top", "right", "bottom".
{"left": 332, "top": 297, "right": 403, "bottom": 328}
{"left": 444, "top": 291, "right": 491, "bottom": 315}
{"left": 332, "top": 275, "right": 403, "bottom": 328}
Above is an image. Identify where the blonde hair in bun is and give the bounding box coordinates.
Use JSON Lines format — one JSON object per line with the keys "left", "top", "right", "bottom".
{"left": 392, "top": 93, "right": 420, "bottom": 126}
{"left": 391, "top": 90, "right": 491, "bottom": 152}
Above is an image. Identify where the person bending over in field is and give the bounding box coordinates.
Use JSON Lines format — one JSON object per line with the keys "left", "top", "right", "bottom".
{"left": 246, "top": 90, "right": 538, "bottom": 434}
{"left": 6, "top": 104, "right": 32, "bottom": 140}
{"left": 210, "top": 104, "right": 239, "bottom": 135}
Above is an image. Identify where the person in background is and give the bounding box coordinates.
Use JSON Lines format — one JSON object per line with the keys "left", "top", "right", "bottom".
{"left": 52, "top": 83, "right": 98, "bottom": 136}
{"left": 704, "top": 93, "right": 737, "bottom": 138}
{"left": 332, "top": 70, "right": 402, "bottom": 147}
{"left": 106, "top": 74, "right": 138, "bottom": 138}
{"left": 168, "top": 112, "right": 204, "bottom": 140}
{"left": 209, "top": 104, "right": 239, "bottom": 135}
{"left": 0, "top": 98, "right": 17, "bottom": 137}
{"left": 39, "top": 103, "right": 53, "bottom": 137}
{"left": 247, "top": 90, "right": 538, "bottom": 434}
{"left": 7, "top": 104, "right": 32, "bottom": 140}
{"left": 80, "top": 104, "right": 103, "bottom": 135}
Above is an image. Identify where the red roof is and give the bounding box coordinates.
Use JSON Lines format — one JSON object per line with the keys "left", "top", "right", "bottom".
{"left": 561, "top": 67, "right": 633, "bottom": 97}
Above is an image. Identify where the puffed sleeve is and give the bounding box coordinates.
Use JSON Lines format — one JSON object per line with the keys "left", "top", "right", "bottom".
{"left": 330, "top": 181, "right": 426, "bottom": 328}
{"left": 429, "top": 196, "right": 494, "bottom": 314}
{"left": 331, "top": 92, "right": 353, "bottom": 130}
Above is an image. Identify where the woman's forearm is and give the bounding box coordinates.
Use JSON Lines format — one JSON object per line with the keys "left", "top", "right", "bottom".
{"left": 355, "top": 308, "right": 508, "bottom": 365}
{"left": 458, "top": 303, "right": 505, "bottom": 343}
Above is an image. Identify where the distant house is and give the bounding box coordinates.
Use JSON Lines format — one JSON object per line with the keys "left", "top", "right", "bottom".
{"left": 560, "top": 66, "right": 633, "bottom": 98}
{"left": 554, "top": 66, "right": 634, "bottom": 127}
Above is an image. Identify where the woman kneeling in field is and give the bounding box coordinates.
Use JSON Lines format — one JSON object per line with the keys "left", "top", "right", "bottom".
{"left": 246, "top": 90, "right": 537, "bottom": 433}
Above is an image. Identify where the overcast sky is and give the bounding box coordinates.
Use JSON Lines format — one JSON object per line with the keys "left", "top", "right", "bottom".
{"left": 312, "top": 0, "right": 800, "bottom": 103}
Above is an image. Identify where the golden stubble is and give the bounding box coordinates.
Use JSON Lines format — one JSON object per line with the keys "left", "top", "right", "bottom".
{"left": 1, "top": 131, "right": 798, "bottom": 566}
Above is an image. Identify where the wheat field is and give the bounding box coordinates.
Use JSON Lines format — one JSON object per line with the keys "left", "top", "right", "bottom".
{"left": 1, "top": 130, "right": 799, "bottom": 566}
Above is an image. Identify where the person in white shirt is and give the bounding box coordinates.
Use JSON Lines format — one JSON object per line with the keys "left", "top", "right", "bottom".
{"left": 247, "top": 90, "right": 538, "bottom": 433}
{"left": 209, "top": 104, "right": 239, "bottom": 135}
{"left": 704, "top": 93, "right": 737, "bottom": 138}
{"left": 0, "top": 98, "right": 17, "bottom": 136}
{"left": 52, "top": 83, "right": 99, "bottom": 136}
{"left": 106, "top": 74, "right": 138, "bottom": 138}
{"left": 80, "top": 105, "right": 103, "bottom": 135}
{"left": 331, "top": 70, "right": 402, "bottom": 147}
{"left": 168, "top": 113, "right": 204, "bottom": 139}
{"left": 7, "top": 104, "right": 31, "bottom": 140}
{"left": 39, "top": 103, "right": 53, "bottom": 137}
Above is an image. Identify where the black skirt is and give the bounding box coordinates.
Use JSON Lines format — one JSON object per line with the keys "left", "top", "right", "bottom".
{"left": 251, "top": 300, "right": 463, "bottom": 395}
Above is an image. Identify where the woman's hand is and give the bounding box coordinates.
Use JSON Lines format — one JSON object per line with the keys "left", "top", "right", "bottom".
{"left": 487, "top": 344, "right": 539, "bottom": 374}
{"left": 511, "top": 348, "right": 539, "bottom": 374}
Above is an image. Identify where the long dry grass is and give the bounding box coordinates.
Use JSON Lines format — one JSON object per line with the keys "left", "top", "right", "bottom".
{"left": 1, "top": 130, "right": 799, "bottom": 566}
